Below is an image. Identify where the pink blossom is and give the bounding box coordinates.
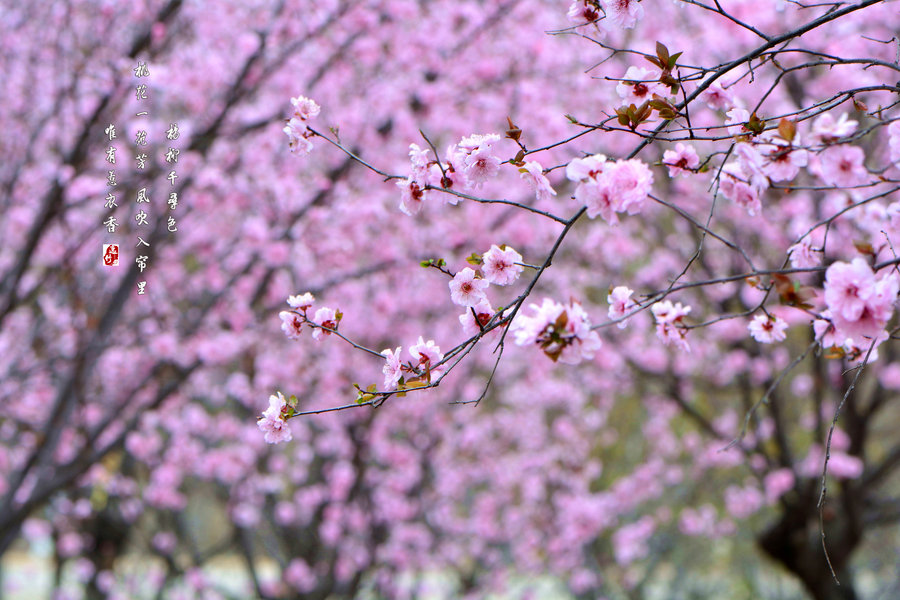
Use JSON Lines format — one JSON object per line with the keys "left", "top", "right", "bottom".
{"left": 464, "top": 146, "right": 502, "bottom": 186}
{"left": 381, "top": 347, "right": 403, "bottom": 390}
{"left": 519, "top": 161, "right": 556, "bottom": 201}
{"left": 651, "top": 300, "right": 691, "bottom": 352}
{"left": 278, "top": 310, "right": 304, "bottom": 340}
{"left": 396, "top": 177, "right": 426, "bottom": 216}
{"left": 567, "top": 0, "right": 601, "bottom": 23}
{"left": 888, "top": 120, "right": 900, "bottom": 165}
{"left": 611, "top": 516, "right": 655, "bottom": 565}
{"left": 602, "top": 0, "right": 644, "bottom": 29}
{"left": 257, "top": 392, "right": 292, "bottom": 444}
{"left": 565, "top": 154, "right": 606, "bottom": 182}
{"left": 764, "top": 468, "right": 795, "bottom": 504}
{"left": 409, "top": 336, "right": 443, "bottom": 371}
{"left": 607, "top": 158, "right": 654, "bottom": 214}
{"left": 724, "top": 484, "right": 763, "bottom": 518}
{"left": 284, "top": 558, "right": 316, "bottom": 593}
{"left": 759, "top": 138, "right": 807, "bottom": 182}
{"left": 810, "top": 112, "right": 857, "bottom": 145}
{"left": 748, "top": 314, "right": 788, "bottom": 344}
{"left": 283, "top": 118, "right": 314, "bottom": 155}
{"left": 287, "top": 292, "right": 315, "bottom": 310}
{"left": 616, "top": 66, "right": 662, "bottom": 107}
{"left": 818, "top": 145, "right": 868, "bottom": 187}
{"left": 449, "top": 267, "right": 490, "bottom": 307}
{"left": 699, "top": 81, "right": 736, "bottom": 111}
{"left": 662, "top": 143, "right": 700, "bottom": 178}
{"left": 787, "top": 239, "right": 821, "bottom": 269}
{"left": 459, "top": 298, "right": 496, "bottom": 338}
{"left": 310, "top": 307, "right": 337, "bottom": 341}
{"left": 511, "top": 298, "right": 602, "bottom": 364}
{"left": 290, "top": 95, "right": 320, "bottom": 121}
{"left": 607, "top": 285, "right": 636, "bottom": 328}
{"left": 825, "top": 259, "right": 898, "bottom": 341}
{"left": 482, "top": 245, "right": 524, "bottom": 286}
{"left": 725, "top": 108, "right": 751, "bottom": 136}
{"left": 828, "top": 452, "right": 864, "bottom": 479}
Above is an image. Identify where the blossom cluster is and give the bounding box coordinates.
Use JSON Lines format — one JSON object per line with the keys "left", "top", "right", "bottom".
{"left": 821, "top": 258, "right": 898, "bottom": 349}
{"left": 397, "top": 134, "right": 506, "bottom": 215}
{"left": 381, "top": 337, "right": 444, "bottom": 391}
{"left": 278, "top": 292, "right": 340, "bottom": 341}
{"left": 565, "top": 154, "right": 653, "bottom": 224}
{"left": 447, "top": 244, "right": 523, "bottom": 336}
{"left": 283, "top": 95, "right": 320, "bottom": 155}
{"left": 651, "top": 300, "right": 692, "bottom": 352}
{"left": 257, "top": 392, "right": 293, "bottom": 444}
{"left": 511, "top": 298, "right": 602, "bottom": 365}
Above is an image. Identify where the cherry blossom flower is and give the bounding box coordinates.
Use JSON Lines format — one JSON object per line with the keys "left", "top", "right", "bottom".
{"left": 287, "top": 292, "right": 315, "bottom": 310}
{"left": 278, "top": 311, "right": 304, "bottom": 340}
{"left": 699, "top": 81, "right": 736, "bottom": 111}
{"left": 810, "top": 112, "right": 857, "bottom": 145}
{"left": 606, "top": 158, "right": 653, "bottom": 214}
{"left": 459, "top": 298, "right": 496, "bottom": 338}
{"left": 567, "top": 0, "right": 601, "bottom": 24}
{"left": 818, "top": 145, "right": 868, "bottom": 187}
{"left": 607, "top": 285, "right": 636, "bottom": 328}
{"left": 824, "top": 258, "right": 898, "bottom": 341}
{"left": 888, "top": 120, "right": 900, "bottom": 165}
{"left": 409, "top": 337, "right": 443, "bottom": 372}
{"left": 397, "top": 177, "right": 426, "bottom": 216}
{"left": 464, "top": 146, "right": 501, "bottom": 186}
{"left": 615, "top": 66, "right": 662, "bottom": 107}
{"left": 290, "top": 96, "right": 320, "bottom": 121}
{"left": 566, "top": 155, "right": 652, "bottom": 222}
{"left": 725, "top": 108, "right": 751, "bottom": 136}
{"left": 519, "top": 161, "right": 557, "bottom": 201}
{"left": 651, "top": 300, "right": 691, "bottom": 352}
{"left": 511, "top": 298, "right": 602, "bottom": 364}
{"left": 748, "top": 314, "right": 788, "bottom": 343}
{"left": 482, "top": 245, "right": 524, "bottom": 286}
{"left": 381, "top": 347, "right": 403, "bottom": 390}
{"left": 787, "top": 239, "right": 821, "bottom": 269}
{"left": 449, "top": 267, "right": 490, "bottom": 307}
{"left": 758, "top": 135, "right": 808, "bottom": 182}
{"left": 310, "top": 307, "right": 337, "bottom": 341}
{"left": 257, "top": 392, "right": 292, "bottom": 444}
{"left": 662, "top": 143, "right": 700, "bottom": 178}
{"left": 602, "top": 0, "right": 644, "bottom": 29}
{"left": 284, "top": 118, "right": 314, "bottom": 155}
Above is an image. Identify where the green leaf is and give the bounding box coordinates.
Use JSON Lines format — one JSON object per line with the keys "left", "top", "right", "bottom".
{"left": 466, "top": 252, "right": 483, "bottom": 266}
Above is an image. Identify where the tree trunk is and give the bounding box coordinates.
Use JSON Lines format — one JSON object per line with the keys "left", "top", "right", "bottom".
{"left": 758, "top": 485, "right": 862, "bottom": 600}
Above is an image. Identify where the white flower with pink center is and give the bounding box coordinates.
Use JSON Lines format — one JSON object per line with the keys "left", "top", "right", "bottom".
{"left": 463, "top": 146, "right": 501, "bottom": 186}
{"left": 409, "top": 337, "right": 443, "bottom": 371}
{"left": 290, "top": 96, "right": 320, "bottom": 121}
{"left": 787, "top": 239, "right": 821, "bottom": 269}
{"left": 616, "top": 66, "right": 662, "bottom": 107}
{"left": 287, "top": 292, "right": 315, "bottom": 310}
{"left": 748, "top": 314, "right": 788, "bottom": 344}
{"left": 520, "top": 161, "right": 557, "bottom": 202}
{"left": 459, "top": 298, "right": 496, "bottom": 338}
{"left": 567, "top": 0, "right": 601, "bottom": 24}
{"left": 482, "top": 245, "right": 524, "bottom": 286}
{"left": 396, "top": 177, "right": 426, "bottom": 216}
{"left": 725, "top": 108, "right": 751, "bottom": 137}
{"left": 818, "top": 145, "right": 868, "bottom": 188}
{"left": 602, "top": 0, "right": 644, "bottom": 29}
{"left": 279, "top": 311, "right": 304, "bottom": 340}
{"left": 824, "top": 258, "right": 898, "bottom": 340}
{"left": 284, "top": 118, "right": 314, "bottom": 155}
{"left": 651, "top": 300, "right": 692, "bottom": 352}
{"left": 310, "top": 307, "right": 337, "bottom": 341}
{"left": 257, "top": 392, "right": 292, "bottom": 444}
{"left": 381, "top": 347, "right": 403, "bottom": 390}
{"left": 810, "top": 112, "right": 857, "bottom": 145}
{"left": 662, "top": 143, "right": 700, "bottom": 178}
{"left": 449, "top": 267, "right": 489, "bottom": 307}
{"left": 607, "top": 286, "right": 636, "bottom": 328}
